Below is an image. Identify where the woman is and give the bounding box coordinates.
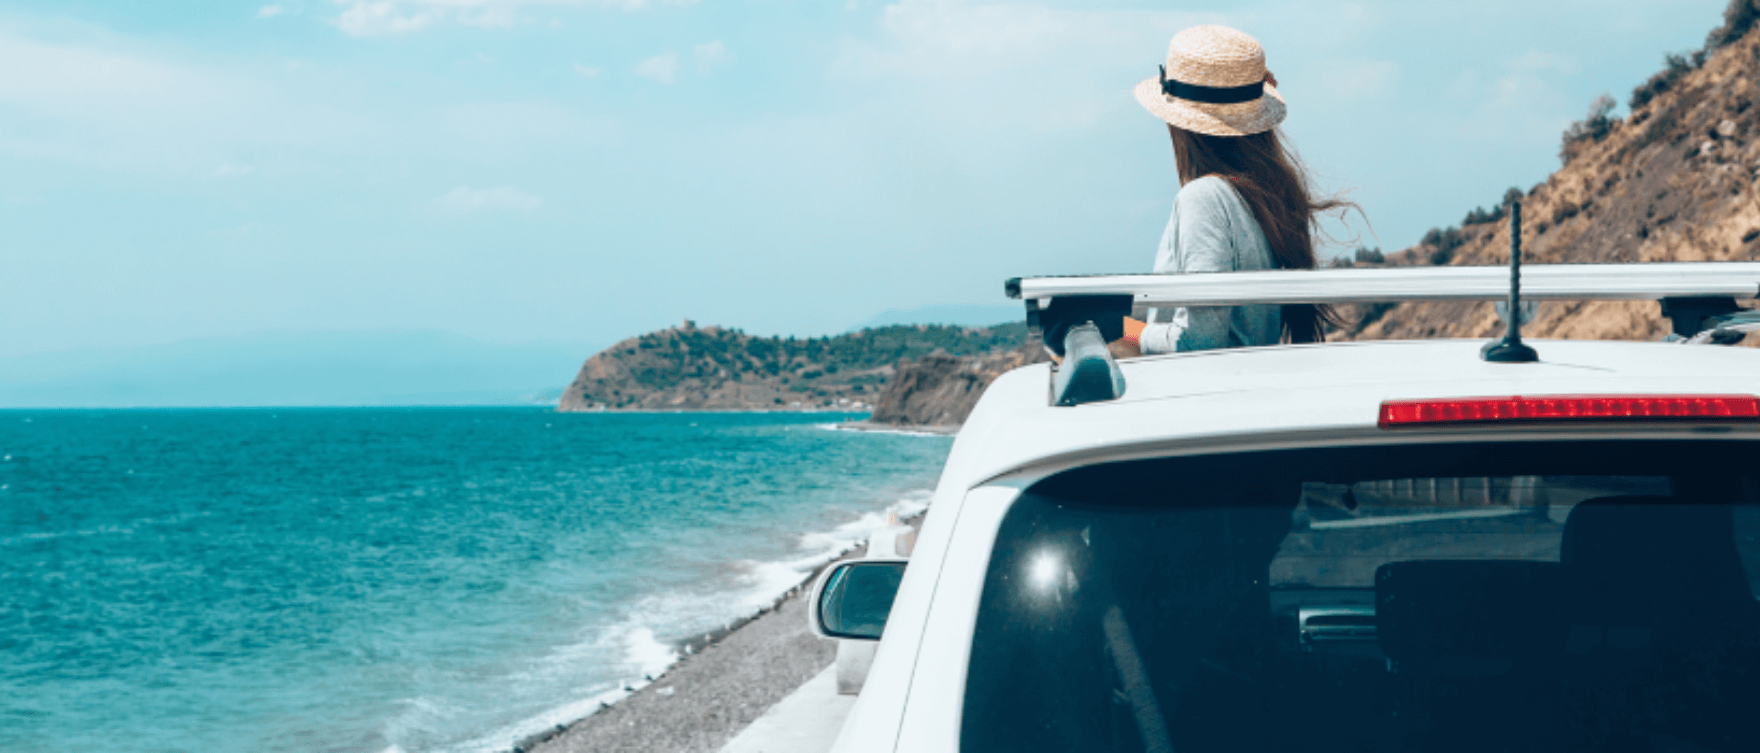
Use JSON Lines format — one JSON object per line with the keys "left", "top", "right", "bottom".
{"left": 1117, "top": 25, "right": 1352, "bottom": 356}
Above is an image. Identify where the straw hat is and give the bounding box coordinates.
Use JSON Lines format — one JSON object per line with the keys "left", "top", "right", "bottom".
{"left": 1134, "top": 25, "right": 1285, "bottom": 137}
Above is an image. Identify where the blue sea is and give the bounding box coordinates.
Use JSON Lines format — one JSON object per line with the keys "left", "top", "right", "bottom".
{"left": 0, "top": 409, "right": 952, "bottom": 753}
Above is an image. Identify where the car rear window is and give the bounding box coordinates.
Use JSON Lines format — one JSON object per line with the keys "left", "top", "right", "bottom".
{"left": 961, "top": 441, "right": 1760, "bottom": 753}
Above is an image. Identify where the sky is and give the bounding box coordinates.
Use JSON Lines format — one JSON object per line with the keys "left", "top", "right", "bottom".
{"left": 0, "top": 0, "right": 1737, "bottom": 363}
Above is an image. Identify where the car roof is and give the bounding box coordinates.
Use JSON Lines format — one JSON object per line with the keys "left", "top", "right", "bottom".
{"left": 942, "top": 338, "right": 1760, "bottom": 491}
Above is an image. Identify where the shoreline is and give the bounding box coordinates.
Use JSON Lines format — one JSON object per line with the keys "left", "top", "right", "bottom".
{"left": 554, "top": 408, "right": 874, "bottom": 414}
{"left": 515, "top": 512, "right": 924, "bottom": 753}
{"left": 826, "top": 421, "right": 960, "bottom": 436}
{"left": 547, "top": 408, "right": 962, "bottom": 436}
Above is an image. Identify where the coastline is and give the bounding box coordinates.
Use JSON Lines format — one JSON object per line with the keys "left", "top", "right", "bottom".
{"left": 825, "top": 421, "right": 960, "bottom": 436}
{"left": 549, "top": 409, "right": 962, "bottom": 437}
{"left": 516, "top": 526, "right": 900, "bottom": 753}
{"left": 556, "top": 408, "right": 874, "bottom": 415}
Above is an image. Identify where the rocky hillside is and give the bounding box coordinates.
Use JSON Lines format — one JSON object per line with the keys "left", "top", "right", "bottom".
{"left": 867, "top": 343, "right": 1047, "bottom": 427}
{"left": 557, "top": 320, "right": 1028, "bottom": 411}
{"left": 1349, "top": 1, "right": 1760, "bottom": 344}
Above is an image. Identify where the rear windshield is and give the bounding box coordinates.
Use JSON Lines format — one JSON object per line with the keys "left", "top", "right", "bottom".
{"left": 962, "top": 441, "right": 1760, "bottom": 753}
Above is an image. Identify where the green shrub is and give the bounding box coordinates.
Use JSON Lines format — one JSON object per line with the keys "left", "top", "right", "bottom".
{"left": 1353, "top": 302, "right": 1397, "bottom": 334}
{"left": 1560, "top": 94, "right": 1619, "bottom": 164}
{"left": 1421, "top": 227, "right": 1466, "bottom": 266}
{"left": 1707, "top": 0, "right": 1760, "bottom": 50}
{"left": 1333, "top": 246, "right": 1385, "bottom": 267}
{"left": 1631, "top": 53, "right": 1695, "bottom": 109}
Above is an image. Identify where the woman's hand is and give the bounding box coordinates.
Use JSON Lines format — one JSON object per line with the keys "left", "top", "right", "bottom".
{"left": 1112, "top": 317, "right": 1146, "bottom": 359}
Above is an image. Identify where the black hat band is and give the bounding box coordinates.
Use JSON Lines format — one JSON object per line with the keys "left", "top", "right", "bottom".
{"left": 1159, "top": 64, "right": 1264, "bottom": 105}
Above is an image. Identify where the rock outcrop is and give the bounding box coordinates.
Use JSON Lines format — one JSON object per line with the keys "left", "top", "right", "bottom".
{"left": 867, "top": 343, "right": 1046, "bottom": 427}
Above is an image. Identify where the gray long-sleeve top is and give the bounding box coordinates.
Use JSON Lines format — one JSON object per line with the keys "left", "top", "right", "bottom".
{"left": 1139, "top": 175, "right": 1283, "bottom": 354}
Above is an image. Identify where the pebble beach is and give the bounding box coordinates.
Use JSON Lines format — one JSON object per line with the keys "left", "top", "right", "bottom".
{"left": 521, "top": 587, "right": 837, "bottom": 753}
{"left": 523, "top": 505, "right": 927, "bottom": 753}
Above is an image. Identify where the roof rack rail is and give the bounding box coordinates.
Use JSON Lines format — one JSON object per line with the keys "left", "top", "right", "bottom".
{"left": 1005, "top": 262, "right": 1760, "bottom": 307}
{"left": 1005, "top": 261, "right": 1760, "bottom": 351}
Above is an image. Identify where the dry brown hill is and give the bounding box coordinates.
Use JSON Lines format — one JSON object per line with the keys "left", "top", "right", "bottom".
{"left": 1350, "top": 3, "right": 1760, "bottom": 345}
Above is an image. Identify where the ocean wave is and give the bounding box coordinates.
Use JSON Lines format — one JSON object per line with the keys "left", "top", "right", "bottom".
{"left": 437, "top": 683, "right": 632, "bottom": 753}
{"left": 427, "top": 619, "right": 665, "bottom": 753}
{"left": 797, "top": 489, "right": 930, "bottom": 555}
{"left": 443, "top": 487, "right": 935, "bottom": 753}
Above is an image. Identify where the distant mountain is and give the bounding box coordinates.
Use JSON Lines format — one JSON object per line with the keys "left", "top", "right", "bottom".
{"left": 0, "top": 330, "right": 597, "bottom": 408}
{"left": 850, "top": 304, "right": 1022, "bottom": 330}
{"left": 1349, "top": 2, "right": 1760, "bottom": 345}
{"left": 557, "top": 321, "right": 1029, "bottom": 411}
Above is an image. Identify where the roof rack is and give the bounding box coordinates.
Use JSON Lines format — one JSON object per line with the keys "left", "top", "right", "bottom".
{"left": 1008, "top": 260, "right": 1760, "bottom": 407}
{"left": 1005, "top": 262, "right": 1760, "bottom": 307}
{"left": 1006, "top": 261, "right": 1760, "bottom": 343}
{"left": 1012, "top": 197, "right": 1760, "bottom": 407}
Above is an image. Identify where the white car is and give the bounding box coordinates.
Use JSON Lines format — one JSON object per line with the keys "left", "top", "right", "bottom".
{"left": 807, "top": 259, "right": 1760, "bottom": 753}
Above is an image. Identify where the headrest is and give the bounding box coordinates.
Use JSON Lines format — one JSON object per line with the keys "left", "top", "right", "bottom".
{"left": 1376, "top": 559, "right": 1565, "bottom": 675}
{"left": 1560, "top": 495, "right": 1749, "bottom": 610}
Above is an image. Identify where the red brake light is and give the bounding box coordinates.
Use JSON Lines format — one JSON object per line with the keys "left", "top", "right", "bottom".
{"left": 1378, "top": 395, "right": 1760, "bottom": 429}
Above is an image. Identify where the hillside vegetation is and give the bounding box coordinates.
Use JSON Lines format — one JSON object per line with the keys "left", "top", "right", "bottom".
{"left": 557, "top": 320, "right": 1029, "bottom": 411}
{"left": 1349, "top": 0, "right": 1760, "bottom": 344}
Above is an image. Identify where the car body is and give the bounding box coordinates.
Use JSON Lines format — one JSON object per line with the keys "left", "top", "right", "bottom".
{"left": 818, "top": 335, "right": 1760, "bottom": 753}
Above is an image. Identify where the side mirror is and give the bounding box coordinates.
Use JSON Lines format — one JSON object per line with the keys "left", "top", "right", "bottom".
{"left": 810, "top": 559, "right": 908, "bottom": 641}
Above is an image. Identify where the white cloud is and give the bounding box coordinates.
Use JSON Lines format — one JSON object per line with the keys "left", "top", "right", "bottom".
{"left": 432, "top": 186, "right": 544, "bottom": 213}
{"left": 573, "top": 64, "right": 603, "bottom": 78}
{"left": 838, "top": 0, "right": 1207, "bottom": 74}
{"left": 630, "top": 43, "right": 724, "bottom": 84}
{"left": 1317, "top": 58, "right": 1401, "bottom": 102}
{"left": 258, "top": 5, "right": 286, "bottom": 18}
{"left": 336, "top": 2, "right": 436, "bottom": 37}
{"left": 1429, "top": 50, "right": 1583, "bottom": 143}
{"left": 326, "top": 0, "right": 699, "bottom": 36}
{"left": 0, "top": 34, "right": 226, "bottom": 116}
{"left": 693, "top": 40, "right": 729, "bottom": 72}
{"left": 635, "top": 53, "right": 678, "bottom": 84}
{"left": 0, "top": 32, "right": 383, "bottom": 176}
{"left": 457, "top": 4, "right": 517, "bottom": 28}
{"left": 830, "top": 1, "right": 1211, "bottom": 130}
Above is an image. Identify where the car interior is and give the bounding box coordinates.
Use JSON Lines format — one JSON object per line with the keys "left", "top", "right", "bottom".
{"left": 961, "top": 441, "right": 1760, "bottom": 753}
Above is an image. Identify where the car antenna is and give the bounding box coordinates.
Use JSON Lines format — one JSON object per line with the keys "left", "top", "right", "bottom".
{"left": 1481, "top": 198, "right": 1539, "bottom": 363}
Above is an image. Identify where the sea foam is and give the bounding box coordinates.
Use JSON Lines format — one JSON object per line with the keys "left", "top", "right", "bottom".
{"left": 450, "top": 487, "right": 937, "bottom": 753}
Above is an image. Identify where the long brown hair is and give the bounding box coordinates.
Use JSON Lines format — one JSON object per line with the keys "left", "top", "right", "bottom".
{"left": 1168, "top": 125, "right": 1354, "bottom": 343}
